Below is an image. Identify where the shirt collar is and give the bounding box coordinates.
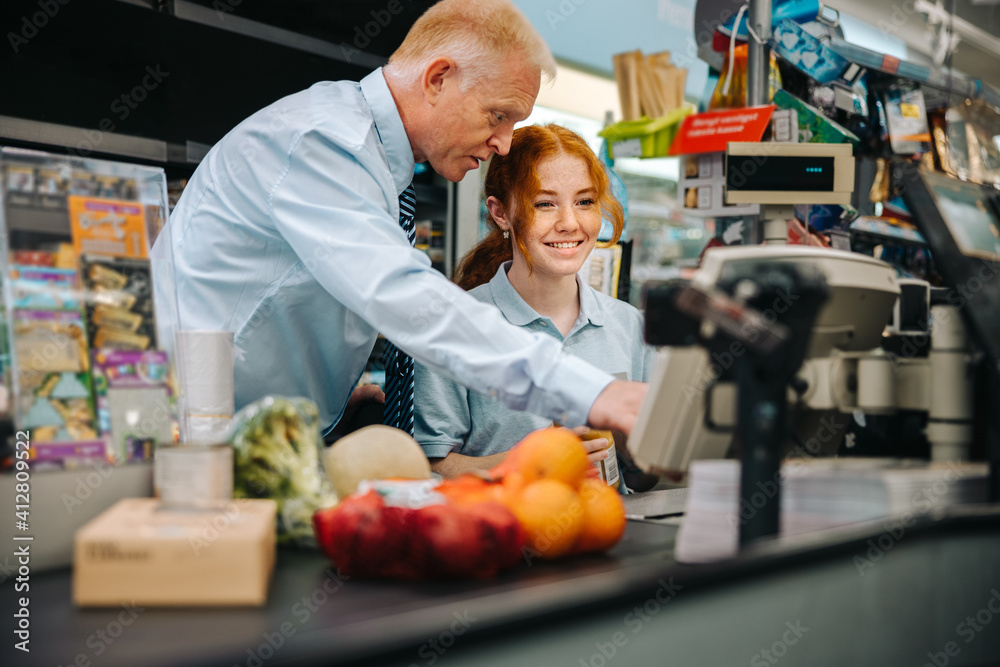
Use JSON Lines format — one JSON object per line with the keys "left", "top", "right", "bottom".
{"left": 486, "top": 262, "right": 606, "bottom": 329}
{"left": 360, "top": 68, "right": 414, "bottom": 196}
{"left": 576, "top": 273, "right": 605, "bottom": 327}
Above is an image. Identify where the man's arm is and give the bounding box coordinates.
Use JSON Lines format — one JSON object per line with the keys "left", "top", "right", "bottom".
{"left": 270, "top": 129, "right": 624, "bottom": 430}
{"left": 430, "top": 437, "right": 609, "bottom": 478}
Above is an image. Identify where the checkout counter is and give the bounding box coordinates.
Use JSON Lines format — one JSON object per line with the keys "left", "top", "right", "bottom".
{"left": 1, "top": 504, "right": 999, "bottom": 666}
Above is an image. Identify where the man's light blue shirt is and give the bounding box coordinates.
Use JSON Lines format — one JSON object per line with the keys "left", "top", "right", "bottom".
{"left": 155, "top": 69, "right": 615, "bottom": 432}
{"left": 414, "top": 262, "right": 656, "bottom": 459}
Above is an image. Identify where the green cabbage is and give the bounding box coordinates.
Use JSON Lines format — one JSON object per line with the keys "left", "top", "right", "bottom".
{"left": 231, "top": 396, "right": 336, "bottom": 547}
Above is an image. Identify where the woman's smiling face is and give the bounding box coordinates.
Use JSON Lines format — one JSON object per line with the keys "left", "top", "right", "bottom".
{"left": 512, "top": 151, "right": 602, "bottom": 280}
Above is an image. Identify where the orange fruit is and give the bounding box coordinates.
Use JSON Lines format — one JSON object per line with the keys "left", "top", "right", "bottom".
{"left": 491, "top": 427, "right": 590, "bottom": 489}
{"left": 507, "top": 479, "right": 584, "bottom": 559}
{"left": 573, "top": 478, "right": 627, "bottom": 554}
{"left": 437, "top": 474, "right": 510, "bottom": 505}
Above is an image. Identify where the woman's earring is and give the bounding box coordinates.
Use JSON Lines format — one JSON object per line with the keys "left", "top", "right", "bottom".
{"left": 503, "top": 230, "right": 509, "bottom": 239}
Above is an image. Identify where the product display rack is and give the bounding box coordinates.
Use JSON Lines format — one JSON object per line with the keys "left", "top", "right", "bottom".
{"left": 0, "top": 146, "right": 175, "bottom": 467}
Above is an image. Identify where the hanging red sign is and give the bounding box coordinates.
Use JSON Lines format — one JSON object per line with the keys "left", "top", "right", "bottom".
{"left": 669, "top": 105, "right": 776, "bottom": 155}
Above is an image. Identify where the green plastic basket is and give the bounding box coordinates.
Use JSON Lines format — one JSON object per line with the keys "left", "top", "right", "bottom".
{"left": 599, "top": 107, "right": 692, "bottom": 159}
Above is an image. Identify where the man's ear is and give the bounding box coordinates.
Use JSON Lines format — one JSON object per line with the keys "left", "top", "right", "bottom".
{"left": 421, "top": 57, "right": 457, "bottom": 105}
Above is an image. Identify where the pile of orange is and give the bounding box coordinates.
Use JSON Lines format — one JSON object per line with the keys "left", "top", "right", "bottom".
{"left": 438, "top": 427, "right": 627, "bottom": 560}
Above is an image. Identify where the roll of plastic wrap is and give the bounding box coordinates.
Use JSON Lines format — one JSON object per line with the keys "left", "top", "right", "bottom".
{"left": 187, "top": 414, "right": 233, "bottom": 445}
{"left": 175, "top": 330, "right": 235, "bottom": 444}
{"left": 155, "top": 444, "right": 234, "bottom": 508}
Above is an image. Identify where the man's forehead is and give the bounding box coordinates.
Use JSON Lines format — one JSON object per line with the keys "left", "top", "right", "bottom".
{"left": 484, "top": 66, "right": 540, "bottom": 116}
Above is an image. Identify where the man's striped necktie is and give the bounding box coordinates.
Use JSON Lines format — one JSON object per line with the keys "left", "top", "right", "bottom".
{"left": 382, "top": 183, "right": 416, "bottom": 435}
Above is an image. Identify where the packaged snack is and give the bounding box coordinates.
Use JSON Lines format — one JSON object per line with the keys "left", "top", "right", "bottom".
{"left": 91, "top": 349, "right": 173, "bottom": 462}
{"left": 81, "top": 255, "right": 157, "bottom": 348}
{"left": 93, "top": 328, "right": 151, "bottom": 351}
{"left": 92, "top": 304, "right": 144, "bottom": 333}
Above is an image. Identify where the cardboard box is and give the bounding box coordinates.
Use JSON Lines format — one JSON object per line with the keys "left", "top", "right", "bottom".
{"left": 74, "top": 498, "right": 276, "bottom": 607}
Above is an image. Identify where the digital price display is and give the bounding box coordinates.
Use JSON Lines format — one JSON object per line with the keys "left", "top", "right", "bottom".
{"left": 726, "top": 156, "right": 836, "bottom": 193}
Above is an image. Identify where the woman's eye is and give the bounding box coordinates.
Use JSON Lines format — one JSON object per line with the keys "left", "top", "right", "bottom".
{"left": 534, "top": 201, "right": 553, "bottom": 209}
{"left": 578, "top": 199, "right": 595, "bottom": 206}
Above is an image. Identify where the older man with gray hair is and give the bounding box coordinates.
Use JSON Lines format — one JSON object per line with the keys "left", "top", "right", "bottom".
{"left": 157, "top": 0, "right": 647, "bottom": 443}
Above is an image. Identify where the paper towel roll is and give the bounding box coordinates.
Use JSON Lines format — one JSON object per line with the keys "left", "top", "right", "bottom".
{"left": 175, "top": 330, "right": 235, "bottom": 444}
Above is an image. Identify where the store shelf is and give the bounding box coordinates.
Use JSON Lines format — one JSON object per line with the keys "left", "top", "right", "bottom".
{"left": 0, "top": 0, "right": 434, "bottom": 162}
{"left": 170, "top": 0, "right": 387, "bottom": 71}
{"left": 827, "top": 37, "right": 1000, "bottom": 109}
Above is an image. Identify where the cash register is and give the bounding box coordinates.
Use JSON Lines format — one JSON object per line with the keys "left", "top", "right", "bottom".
{"left": 627, "top": 145, "right": 1000, "bottom": 546}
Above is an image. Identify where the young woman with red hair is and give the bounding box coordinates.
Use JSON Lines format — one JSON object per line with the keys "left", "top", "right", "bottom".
{"left": 414, "top": 124, "right": 656, "bottom": 487}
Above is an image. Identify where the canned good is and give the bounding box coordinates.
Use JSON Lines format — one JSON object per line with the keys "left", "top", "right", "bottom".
{"left": 580, "top": 430, "right": 619, "bottom": 488}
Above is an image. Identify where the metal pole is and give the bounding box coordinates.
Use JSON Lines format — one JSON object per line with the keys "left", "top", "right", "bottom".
{"left": 747, "top": 0, "right": 772, "bottom": 107}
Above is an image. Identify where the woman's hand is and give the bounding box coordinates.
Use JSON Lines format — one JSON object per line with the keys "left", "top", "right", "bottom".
{"left": 567, "top": 425, "right": 604, "bottom": 478}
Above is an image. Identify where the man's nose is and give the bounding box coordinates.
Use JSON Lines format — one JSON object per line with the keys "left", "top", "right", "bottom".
{"left": 488, "top": 126, "right": 514, "bottom": 156}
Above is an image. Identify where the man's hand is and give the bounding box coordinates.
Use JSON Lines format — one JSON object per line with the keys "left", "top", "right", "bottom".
{"left": 347, "top": 383, "right": 384, "bottom": 411}
{"left": 586, "top": 380, "right": 648, "bottom": 437}
{"left": 329, "top": 384, "right": 385, "bottom": 441}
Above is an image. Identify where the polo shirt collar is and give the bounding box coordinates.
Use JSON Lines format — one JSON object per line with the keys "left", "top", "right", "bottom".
{"left": 487, "top": 262, "right": 606, "bottom": 329}
{"left": 360, "top": 68, "right": 414, "bottom": 196}
{"left": 577, "top": 273, "right": 605, "bottom": 327}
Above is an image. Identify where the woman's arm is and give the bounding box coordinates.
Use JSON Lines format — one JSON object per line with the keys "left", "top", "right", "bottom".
{"left": 429, "top": 451, "right": 508, "bottom": 478}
